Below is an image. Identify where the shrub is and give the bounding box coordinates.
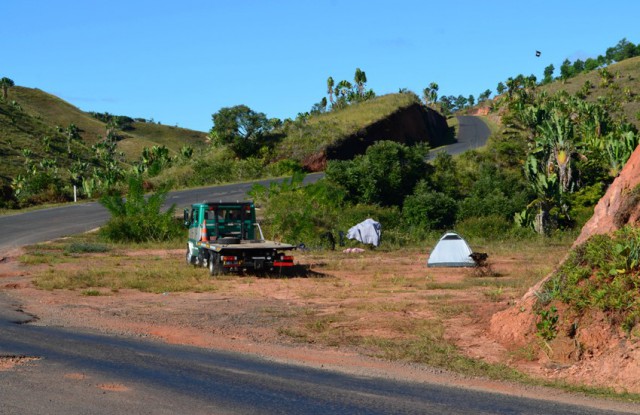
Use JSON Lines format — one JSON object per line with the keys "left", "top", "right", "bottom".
{"left": 265, "top": 159, "right": 304, "bottom": 177}
{"left": 326, "top": 140, "right": 429, "bottom": 207}
{"left": 457, "top": 163, "right": 529, "bottom": 221}
{"left": 99, "top": 175, "right": 183, "bottom": 243}
{"left": 402, "top": 182, "right": 458, "bottom": 231}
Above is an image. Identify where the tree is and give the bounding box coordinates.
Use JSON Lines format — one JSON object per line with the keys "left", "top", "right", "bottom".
{"left": 478, "top": 89, "right": 491, "bottom": 103}
{"left": 559, "top": 59, "right": 574, "bottom": 80}
{"left": 327, "top": 77, "right": 335, "bottom": 105}
{"left": 354, "top": 68, "right": 367, "bottom": 96}
{"left": 605, "top": 38, "right": 638, "bottom": 63}
{"left": 210, "top": 105, "right": 270, "bottom": 158}
{"left": 0, "top": 77, "right": 15, "bottom": 101}
{"left": 584, "top": 58, "right": 599, "bottom": 72}
{"left": 542, "top": 64, "right": 555, "bottom": 84}
{"left": 310, "top": 97, "right": 327, "bottom": 114}
{"left": 496, "top": 82, "right": 506, "bottom": 95}
{"left": 572, "top": 59, "right": 585, "bottom": 74}
{"left": 467, "top": 95, "right": 475, "bottom": 107}
{"left": 428, "top": 82, "right": 439, "bottom": 103}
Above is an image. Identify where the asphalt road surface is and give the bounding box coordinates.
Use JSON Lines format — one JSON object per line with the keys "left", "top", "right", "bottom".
{"left": 1, "top": 294, "right": 634, "bottom": 415}
{"left": 430, "top": 115, "right": 491, "bottom": 157}
{"left": 6, "top": 117, "right": 631, "bottom": 414}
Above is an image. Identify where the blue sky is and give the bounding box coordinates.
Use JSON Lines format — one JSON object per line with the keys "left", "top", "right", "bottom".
{"left": 3, "top": 1, "right": 639, "bottom": 132}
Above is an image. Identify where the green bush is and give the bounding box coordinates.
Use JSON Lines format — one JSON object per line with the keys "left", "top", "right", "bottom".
{"left": 402, "top": 181, "right": 457, "bottom": 231}
{"left": 192, "top": 157, "right": 234, "bottom": 185}
{"left": 99, "top": 175, "right": 183, "bottom": 243}
{"left": 457, "top": 163, "right": 529, "bottom": 221}
{"left": 265, "top": 159, "right": 304, "bottom": 177}
{"left": 326, "top": 140, "right": 429, "bottom": 207}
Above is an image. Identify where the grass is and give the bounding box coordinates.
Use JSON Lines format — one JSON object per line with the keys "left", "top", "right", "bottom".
{"left": 275, "top": 93, "right": 420, "bottom": 161}
{"left": 24, "top": 234, "right": 216, "bottom": 294}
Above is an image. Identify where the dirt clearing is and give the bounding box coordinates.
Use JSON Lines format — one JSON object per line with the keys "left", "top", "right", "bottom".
{"left": 1, "top": 241, "right": 638, "bottom": 411}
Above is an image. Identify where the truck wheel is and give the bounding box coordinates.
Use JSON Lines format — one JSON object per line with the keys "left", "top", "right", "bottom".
{"left": 186, "top": 246, "right": 193, "bottom": 266}
{"left": 208, "top": 253, "right": 223, "bottom": 276}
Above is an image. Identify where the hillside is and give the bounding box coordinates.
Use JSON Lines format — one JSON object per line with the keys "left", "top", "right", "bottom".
{"left": 540, "top": 56, "right": 640, "bottom": 130}
{"left": 0, "top": 86, "right": 206, "bottom": 174}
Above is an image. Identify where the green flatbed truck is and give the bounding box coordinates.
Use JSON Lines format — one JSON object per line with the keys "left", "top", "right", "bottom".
{"left": 184, "top": 201, "right": 295, "bottom": 275}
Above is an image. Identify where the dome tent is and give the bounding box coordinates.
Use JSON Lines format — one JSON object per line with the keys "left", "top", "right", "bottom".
{"left": 427, "top": 232, "right": 475, "bottom": 267}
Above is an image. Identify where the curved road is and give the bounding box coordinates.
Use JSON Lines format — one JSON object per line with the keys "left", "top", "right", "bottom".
{"left": 5, "top": 117, "right": 632, "bottom": 413}
{"left": 430, "top": 115, "right": 491, "bottom": 157}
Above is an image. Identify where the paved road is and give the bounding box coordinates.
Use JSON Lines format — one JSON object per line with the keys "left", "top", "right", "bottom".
{"left": 430, "top": 115, "right": 491, "bottom": 157}
{"left": 1, "top": 295, "right": 633, "bottom": 415}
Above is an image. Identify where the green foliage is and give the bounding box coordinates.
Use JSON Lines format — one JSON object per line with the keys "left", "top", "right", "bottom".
{"left": 536, "top": 306, "right": 559, "bottom": 341}
{"left": 326, "top": 140, "right": 429, "bottom": 207}
{"left": 210, "top": 105, "right": 272, "bottom": 158}
{"left": 265, "top": 159, "right": 304, "bottom": 177}
{"left": 250, "top": 173, "right": 346, "bottom": 245}
{"left": 458, "top": 163, "right": 529, "bottom": 221}
{"left": 65, "top": 242, "right": 110, "bottom": 254}
{"left": 402, "top": 181, "right": 457, "bottom": 231}
{"left": 566, "top": 183, "right": 606, "bottom": 228}
{"left": 429, "top": 152, "right": 461, "bottom": 198}
{"left": 88, "top": 112, "right": 135, "bottom": 130}
{"left": 99, "top": 175, "right": 183, "bottom": 243}
{"left": 540, "top": 226, "right": 640, "bottom": 333}
{"left": 0, "top": 77, "right": 15, "bottom": 100}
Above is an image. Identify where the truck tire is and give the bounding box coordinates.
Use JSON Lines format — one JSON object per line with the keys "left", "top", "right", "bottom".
{"left": 208, "top": 253, "right": 223, "bottom": 276}
{"left": 186, "top": 246, "right": 193, "bottom": 266}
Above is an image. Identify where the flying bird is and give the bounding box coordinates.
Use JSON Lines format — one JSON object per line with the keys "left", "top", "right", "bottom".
{"left": 536, "top": 50, "right": 541, "bottom": 57}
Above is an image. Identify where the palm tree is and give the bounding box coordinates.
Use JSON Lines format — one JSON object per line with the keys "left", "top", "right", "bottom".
{"left": 428, "top": 82, "right": 438, "bottom": 103}
{"left": 0, "top": 77, "right": 15, "bottom": 101}
{"left": 354, "top": 68, "right": 367, "bottom": 96}
{"left": 327, "top": 77, "right": 335, "bottom": 105}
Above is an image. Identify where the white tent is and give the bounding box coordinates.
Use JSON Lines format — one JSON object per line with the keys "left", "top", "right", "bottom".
{"left": 427, "top": 232, "right": 475, "bottom": 267}
{"left": 346, "top": 218, "right": 381, "bottom": 247}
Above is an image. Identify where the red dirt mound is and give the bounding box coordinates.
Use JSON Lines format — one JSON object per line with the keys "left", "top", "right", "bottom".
{"left": 490, "top": 143, "right": 640, "bottom": 393}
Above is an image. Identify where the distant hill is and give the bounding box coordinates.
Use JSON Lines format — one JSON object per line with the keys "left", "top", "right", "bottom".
{"left": 0, "top": 85, "right": 208, "bottom": 192}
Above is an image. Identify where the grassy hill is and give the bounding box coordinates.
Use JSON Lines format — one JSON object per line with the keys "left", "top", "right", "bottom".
{"left": 540, "top": 56, "right": 640, "bottom": 130}
{"left": 3, "top": 86, "right": 208, "bottom": 161}
{"left": 274, "top": 92, "right": 432, "bottom": 162}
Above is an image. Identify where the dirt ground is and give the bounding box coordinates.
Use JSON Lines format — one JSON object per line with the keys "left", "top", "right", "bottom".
{"left": 0, "top": 245, "right": 638, "bottom": 412}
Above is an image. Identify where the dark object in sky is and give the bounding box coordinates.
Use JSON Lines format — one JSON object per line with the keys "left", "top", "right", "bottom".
{"left": 535, "top": 50, "right": 541, "bottom": 57}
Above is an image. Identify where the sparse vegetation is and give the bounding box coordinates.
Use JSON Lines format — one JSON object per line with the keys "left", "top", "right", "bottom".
{"left": 537, "top": 225, "right": 640, "bottom": 335}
